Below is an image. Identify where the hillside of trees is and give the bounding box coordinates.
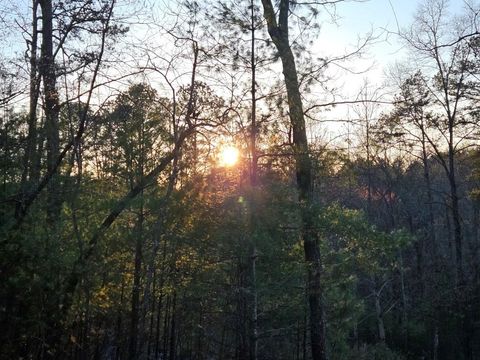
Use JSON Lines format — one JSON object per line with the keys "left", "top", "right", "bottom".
{"left": 1, "top": 0, "right": 480, "bottom": 359}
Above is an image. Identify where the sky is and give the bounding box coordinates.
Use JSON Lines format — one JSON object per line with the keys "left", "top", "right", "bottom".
{"left": 0, "top": 0, "right": 471, "bottom": 139}
{"left": 304, "top": 0, "right": 470, "bottom": 141}
{"left": 317, "top": 0, "right": 467, "bottom": 83}
{"left": 0, "top": 0, "right": 467, "bottom": 87}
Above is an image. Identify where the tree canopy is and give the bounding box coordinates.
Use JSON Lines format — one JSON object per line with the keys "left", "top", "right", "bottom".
{"left": 1, "top": 0, "right": 480, "bottom": 359}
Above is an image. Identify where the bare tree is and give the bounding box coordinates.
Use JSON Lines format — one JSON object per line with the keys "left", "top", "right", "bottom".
{"left": 401, "top": 0, "right": 480, "bottom": 285}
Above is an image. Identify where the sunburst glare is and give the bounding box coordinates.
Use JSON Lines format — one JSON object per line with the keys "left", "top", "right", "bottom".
{"left": 219, "top": 145, "right": 239, "bottom": 167}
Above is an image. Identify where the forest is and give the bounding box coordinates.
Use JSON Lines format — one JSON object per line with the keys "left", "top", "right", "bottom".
{"left": 1, "top": 0, "right": 479, "bottom": 359}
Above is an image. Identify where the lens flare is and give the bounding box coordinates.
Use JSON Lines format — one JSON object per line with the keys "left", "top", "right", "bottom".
{"left": 219, "top": 145, "right": 239, "bottom": 167}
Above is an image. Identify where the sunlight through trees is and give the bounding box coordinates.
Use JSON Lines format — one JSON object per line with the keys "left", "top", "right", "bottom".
{"left": 1, "top": 0, "right": 480, "bottom": 359}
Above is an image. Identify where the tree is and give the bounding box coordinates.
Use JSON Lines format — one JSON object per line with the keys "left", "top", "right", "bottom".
{"left": 260, "top": 1, "right": 327, "bottom": 358}
{"left": 12, "top": 0, "right": 125, "bottom": 227}
{"left": 401, "top": 0, "right": 480, "bottom": 285}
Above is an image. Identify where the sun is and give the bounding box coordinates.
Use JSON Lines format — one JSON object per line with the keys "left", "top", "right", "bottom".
{"left": 219, "top": 145, "right": 239, "bottom": 167}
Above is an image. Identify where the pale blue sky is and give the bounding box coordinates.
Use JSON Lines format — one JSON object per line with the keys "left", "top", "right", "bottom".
{"left": 0, "top": 0, "right": 470, "bottom": 113}
{"left": 333, "top": 0, "right": 465, "bottom": 33}
{"left": 0, "top": 0, "right": 472, "bottom": 144}
{"left": 303, "top": 0, "right": 472, "bottom": 140}
{"left": 318, "top": 0, "right": 467, "bottom": 70}
{"left": 310, "top": 0, "right": 469, "bottom": 99}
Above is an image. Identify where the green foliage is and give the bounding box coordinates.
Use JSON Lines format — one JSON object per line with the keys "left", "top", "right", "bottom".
{"left": 349, "top": 343, "right": 406, "bottom": 360}
{"left": 313, "top": 204, "right": 412, "bottom": 358}
{"left": 2, "top": 0, "right": 480, "bottom": 356}
{"left": 318, "top": 204, "right": 411, "bottom": 274}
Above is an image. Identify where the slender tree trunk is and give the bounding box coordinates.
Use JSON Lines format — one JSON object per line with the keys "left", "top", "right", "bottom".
{"left": 433, "top": 326, "right": 439, "bottom": 360}
{"left": 219, "top": 322, "right": 226, "bottom": 360}
{"left": 303, "top": 311, "right": 307, "bottom": 360}
{"left": 449, "top": 169, "right": 464, "bottom": 285}
{"left": 260, "top": 1, "right": 326, "bottom": 359}
{"left": 194, "top": 305, "right": 201, "bottom": 358}
{"left": 366, "top": 118, "right": 372, "bottom": 221}
{"left": 421, "top": 129, "right": 436, "bottom": 258}
{"left": 154, "top": 290, "right": 164, "bottom": 359}
{"left": 250, "top": 247, "right": 258, "bottom": 360}
{"left": 39, "top": 45, "right": 64, "bottom": 347}
{"left": 446, "top": 105, "right": 464, "bottom": 285}
{"left": 39, "top": 0, "right": 61, "bottom": 226}
{"left": 249, "top": 3, "right": 259, "bottom": 358}
{"left": 168, "top": 292, "right": 177, "bottom": 360}
{"left": 115, "top": 278, "right": 125, "bottom": 360}
{"left": 398, "top": 251, "right": 408, "bottom": 347}
{"left": 17, "top": 0, "right": 40, "bottom": 219}
{"left": 473, "top": 203, "right": 479, "bottom": 277}
{"left": 146, "top": 268, "right": 156, "bottom": 358}
{"left": 250, "top": 0, "right": 258, "bottom": 188}
{"left": 128, "top": 196, "right": 144, "bottom": 360}
{"left": 155, "top": 234, "right": 168, "bottom": 359}
{"left": 373, "top": 284, "right": 386, "bottom": 342}
{"left": 163, "top": 295, "right": 171, "bottom": 357}
{"left": 353, "top": 321, "right": 359, "bottom": 352}
{"left": 236, "top": 261, "right": 249, "bottom": 360}
{"left": 445, "top": 201, "right": 454, "bottom": 265}
{"left": 33, "top": 118, "right": 45, "bottom": 184}
{"left": 296, "top": 320, "right": 300, "bottom": 359}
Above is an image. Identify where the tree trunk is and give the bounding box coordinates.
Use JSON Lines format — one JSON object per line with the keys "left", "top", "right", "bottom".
{"left": 154, "top": 292, "right": 164, "bottom": 359}
{"left": 168, "top": 292, "right": 177, "bottom": 360}
{"left": 17, "top": 0, "right": 40, "bottom": 219}
{"left": 445, "top": 201, "right": 454, "bottom": 266}
{"left": 398, "top": 251, "right": 408, "bottom": 347}
{"left": 128, "top": 198, "right": 144, "bottom": 360}
{"left": 236, "top": 260, "right": 249, "bottom": 360}
{"left": 433, "top": 326, "right": 439, "bottom": 360}
{"left": 374, "top": 286, "right": 386, "bottom": 342}
{"left": 260, "top": 1, "right": 326, "bottom": 359}
{"left": 473, "top": 203, "right": 480, "bottom": 278}
{"left": 421, "top": 129, "right": 436, "bottom": 259}
{"left": 449, "top": 170, "right": 463, "bottom": 285}
{"left": 39, "top": 0, "right": 61, "bottom": 226}
{"left": 250, "top": 247, "right": 258, "bottom": 360}
{"left": 38, "top": 0, "right": 66, "bottom": 337}
{"left": 249, "top": 3, "right": 259, "bottom": 358}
